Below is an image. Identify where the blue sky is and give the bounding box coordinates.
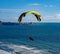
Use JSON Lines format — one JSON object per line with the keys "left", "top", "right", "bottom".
{"left": 0, "top": 0, "right": 60, "bottom": 22}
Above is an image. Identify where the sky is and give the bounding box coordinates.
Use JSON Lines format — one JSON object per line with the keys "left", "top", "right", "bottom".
{"left": 0, "top": 0, "right": 60, "bottom": 22}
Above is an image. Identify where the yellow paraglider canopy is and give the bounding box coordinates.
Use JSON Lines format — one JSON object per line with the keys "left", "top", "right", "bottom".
{"left": 18, "top": 11, "right": 41, "bottom": 23}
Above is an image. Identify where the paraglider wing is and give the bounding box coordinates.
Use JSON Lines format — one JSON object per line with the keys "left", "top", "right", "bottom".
{"left": 18, "top": 12, "right": 26, "bottom": 23}
{"left": 18, "top": 11, "right": 41, "bottom": 23}
{"left": 32, "top": 14, "right": 41, "bottom": 22}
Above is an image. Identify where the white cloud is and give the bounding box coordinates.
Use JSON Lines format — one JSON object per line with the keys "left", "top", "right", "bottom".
{"left": 29, "top": 3, "right": 40, "bottom": 6}
{"left": 55, "top": 14, "right": 60, "bottom": 18}
{"left": 21, "top": 14, "right": 38, "bottom": 22}
{"left": 44, "top": 5, "right": 54, "bottom": 8}
{"left": 44, "top": 14, "right": 60, "bottom": 19}
{"left": 0, "top": 9, "right": 60, "bottom": 22}
{"left": 42, "top": 14, "right": 60, "bottom": 22}
{"left": 0, "top": 9, "right": 22, "bottom": 13}
{"left": 0, "top": 9, "right": 21, "bottom": 22}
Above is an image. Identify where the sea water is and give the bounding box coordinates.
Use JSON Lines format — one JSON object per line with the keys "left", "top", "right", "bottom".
{"left": 0, "top": 23, "right": 60, "bottom": 54}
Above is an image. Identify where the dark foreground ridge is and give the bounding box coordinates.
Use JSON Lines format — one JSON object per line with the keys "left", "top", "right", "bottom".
{"left": 0, "top": 21, "right": 19, "bottom": 25}
{"left": 0, "top": 21, "right": 33, "bottom": 25}
{"left": 1, "top": 22, "right": 19, "bottom": 25}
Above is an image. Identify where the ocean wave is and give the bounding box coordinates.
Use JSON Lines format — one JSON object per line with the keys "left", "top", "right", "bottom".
{"left": 0, "top": 50, "right": 12, "bottom": 54}
{"left": 0, "top": 41, "right": 60, "bottom": 54}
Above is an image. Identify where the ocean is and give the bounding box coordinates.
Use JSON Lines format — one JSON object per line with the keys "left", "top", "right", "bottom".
{"left": 0, "top": 23, "right": 60, "bottom": 54}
